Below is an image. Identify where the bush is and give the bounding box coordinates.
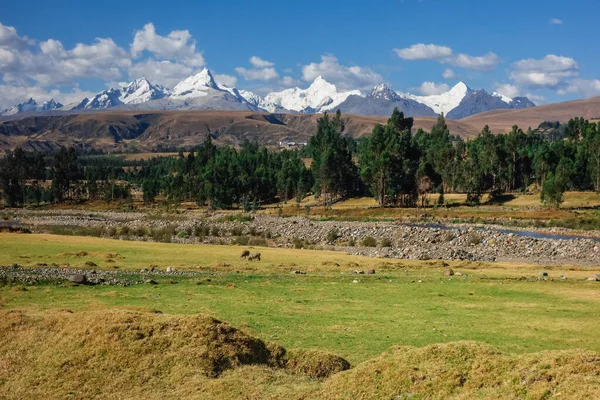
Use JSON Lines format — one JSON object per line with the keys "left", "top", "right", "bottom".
{"left": 248, "top": 237, "right": 267, "bottom": 247}
{"left": 211, "top": 227, "right": 220, "bottom": 237}
{"left": 177, "top": 230, "right": 189, "bottom": 239}
{"left": 217, "top": 214, "right": 254, "bottom": 223}
{"left": 327, "top": 228, "right": 340, "bottom": 244}
{"left": 361, "top": 236, "right": 377, "bottom": 247}
{"left": 118, "top": 226, "right": 130, "bottom": 236}
{"left": 230, "top": 227, "right": 244, "bottom": 236}
{"left": 467, "top": 233, "right": 481, "bottom": 245}
{"left": 380, "top": 238, "right": 392, "bottom": 247}
{"left": 233, "top": 236, "right": 249, "bottom": 245}
{"left": 292, "top": 238, "right": 305, "bottom": 249}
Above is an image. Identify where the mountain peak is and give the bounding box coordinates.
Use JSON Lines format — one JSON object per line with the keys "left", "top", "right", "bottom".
{"left": 171, "top": 68, "right": 219, "bottom": 99}
{"left": 369, "top": 84, "right": 401, "bottom": 101}
{"left": 308, "top": 75, "right": 336, "bottom": 91}
{"left": 451, "top": 81, "right": 470, "bottom": 93}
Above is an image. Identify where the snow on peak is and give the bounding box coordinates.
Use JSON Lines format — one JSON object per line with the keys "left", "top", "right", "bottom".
{"left": 41, "top": 99, "right": 63, "bottom": 111}
{"left": 405, "top": 81, "right": 471, "bottom": 115}
{"left": 492, "top": 91, "right": 513, "bottom": 104}
{"left": 369, "top": 84, "right": 401, "bottom": 101}
{"left": 171, "top": 68, "right": 219, "bottom": 99}
{"left": 120, "top": 77, "right": 169, "bottom": 104}
{"left": 237, "top": 89, "right": 280, "bottom": 113}
{"left": 264, "top": 76, "right": 360, "bottom": 113}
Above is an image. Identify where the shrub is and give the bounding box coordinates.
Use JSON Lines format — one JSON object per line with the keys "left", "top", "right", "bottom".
{"left": 118, "top": 226, "right": 130, "bottom": 236}
{"left": 442, "top": 231, "right": 455, "bottom": 242}
{"left": 218, "top": 214, "right": 254, "bottom": 223}
{"left": 361, "top": 236, "right": 377, "bottom": 247}
{"left": 380, "top": 238, "right": 392, "bottom": 248}
{"left": 292, "top": 238, "right": 304, "bottom": 249}
{"left": 248, "top": 237, "right": 267, "bottom": 247}
{"left": 211, "top": 227, "right": 220, "bottom": 237}
{"left": 467, "top": 233, "right": 481, "bottom": 245}
{"left": 232, "top": 236, "right": 249, "bottom": 245}
{"left": 230, "top": 227, "right": 244, "bottom": 236}
{"left": 327, "top": 228, "right": 340, "bottom": 244}
{"left": 177, "top": 230, "right": 189, "bottom": 239}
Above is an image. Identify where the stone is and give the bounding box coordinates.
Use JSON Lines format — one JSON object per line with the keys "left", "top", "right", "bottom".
{"left": 539, "top": 272, "right": 548, "bottom": 277}
{"left": 366, "top": 269, "right": 376, "bottom": 275}
{"left": 444, "top": 268, "right": 454, "bottom": 276}
{"left": 68, "top": 274, "right": 87, "bottom": 284}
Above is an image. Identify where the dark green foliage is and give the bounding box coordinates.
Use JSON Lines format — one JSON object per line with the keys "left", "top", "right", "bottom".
{"left": 326, "top": 228, "right": 340, "bottom": 244}
{"left": 541, "top": 173, "right": 566, "bottom": 209}
{"left": 361, "top": 236, "right": 377, "bottom": 247}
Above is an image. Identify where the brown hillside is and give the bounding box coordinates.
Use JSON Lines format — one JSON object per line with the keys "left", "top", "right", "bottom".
{"left": 0, "top": 110, "right": 480, "bottom": 152}
{"left": 461, "top": 96, "right": 600, "bottom": 133}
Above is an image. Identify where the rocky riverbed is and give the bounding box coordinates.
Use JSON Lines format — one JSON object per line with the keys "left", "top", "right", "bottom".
{"left": 4, "top": 209, "right": 600, "bottom": 266}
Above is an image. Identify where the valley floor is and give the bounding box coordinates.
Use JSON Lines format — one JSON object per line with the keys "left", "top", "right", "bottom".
{"left": 1, "top": 200, "right": 600, "bottom": 398}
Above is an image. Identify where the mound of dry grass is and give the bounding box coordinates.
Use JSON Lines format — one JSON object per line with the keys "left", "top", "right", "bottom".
{"left": 0, "top": 310, "right": 325, "bottom": 399}
{"left": 320, "top": 341, "right": 600, "bottom": 399}
{"left": 286, "top": 349, "right": 351, "bottom": 379}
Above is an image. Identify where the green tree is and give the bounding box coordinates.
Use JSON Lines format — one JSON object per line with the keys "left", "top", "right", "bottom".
{"left": 541, "top": 172, "right": 566, "bottom": 209}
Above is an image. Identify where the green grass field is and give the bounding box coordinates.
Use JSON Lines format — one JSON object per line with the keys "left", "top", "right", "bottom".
{"left": 2, "top": 233, "right": 600, "bottom": 366}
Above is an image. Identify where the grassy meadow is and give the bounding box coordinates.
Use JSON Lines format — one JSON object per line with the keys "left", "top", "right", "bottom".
{"left": 2, "top": 233, "right": 600, "bottom": 366}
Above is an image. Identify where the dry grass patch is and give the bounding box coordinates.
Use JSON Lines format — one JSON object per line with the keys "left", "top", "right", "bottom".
{"left": 321, "top": 341, "right": 600, "bottom": 399}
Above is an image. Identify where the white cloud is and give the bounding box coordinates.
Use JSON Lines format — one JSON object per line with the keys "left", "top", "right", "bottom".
{"left": 550, "top": 18, "right": 563, "bottom": 25}
{"left": 249, "top": 56, "right": 274, "bottom": 68}
{"left": 418, "top": 81, "right": 450, "bottom": 95}
{"left": 214, "top": 73, "right": 238, "bottom": 88}
{"left": 235, "top": 66, "right": 279, "bottom": 81}
{"left": 442, "top": 68, "right": 455, "bottom": 79}
{"left": 494, "top": 83, "right": 521, "bottom": 98}
{"left": 557, "top": 79, "right": 600, "bottom": 98}
{"left": 449, "top": 52, "right": 499, "bottom": 71}
{"left": 510, "top": 54, "right": 578, "bottom": 89}
{"left": 235, "top": 56, "right": 280, "bottom": 81}
{"left": 281, "top": 76, "right": 300, "bottom": 87}
{"left": 0, "top": 21, "right": 213, "bottom": 107}
{"left": 0, "top": 23, "right": 33, "bottom": 50}
{"left": 301, "top": 55, "right": 383, "bottom": 90}
{"left": 394, "top": 43, "right": 500, "bottom": 71}
{"left": 131, "top": 23, "right": 205, "bottom": 67}
{"left": 394, "top": 44, "right": 452, "bottom": 60}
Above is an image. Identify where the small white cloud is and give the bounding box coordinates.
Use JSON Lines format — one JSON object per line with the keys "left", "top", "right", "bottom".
{"left": 130, "top": 23, "right": 205, "bottom": 67}
{"left": 418, "top": 81, "right": 450, "bottom": 95}
{"left": 557, "top": 79, "right": 600, "bottom": 98}
{"left": 449, "top": 52, "right": 499, "bottom": 71}
{"left": 394, "top": 43, "right": 500, "bottom": 71}
{"left": 214, "top": 73, "right": 238, "bottom": 88}
{"left": 301, "top": 55, "right": 383, "bottom": 90}
{"left": 249, "top": 56, "right": 274, "bottom": 68}
{"left": 281, "top": 76, "right": 300, "bottom": 87}
{"left": 394, "top": 43, "right": 452, "bottom": 60}
{"left": 235, "top": 66, "right": 279, "bottom": 81}
{"left": 510, "top": 54, "right": 578, "bottom": 89}
{"left": 550, "top": 18, "right": 563, "bottom": 25}
{"left": 236, "top": 56, "right": 280, "bottom": 81}
{"left": 442, "top": 68, "right": 455, "bottom": 79}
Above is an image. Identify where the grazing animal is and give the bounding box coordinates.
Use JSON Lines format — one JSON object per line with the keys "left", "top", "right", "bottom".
{"left": 240, "top": 250, "right": 251, "bottom": 259}
{"left": 247, "top": 252, "right": 261, "bottom": 261}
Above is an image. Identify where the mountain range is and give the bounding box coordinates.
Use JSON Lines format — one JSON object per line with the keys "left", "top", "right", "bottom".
{"left": 0, "top": 68, "right": 535, "bottom": 119}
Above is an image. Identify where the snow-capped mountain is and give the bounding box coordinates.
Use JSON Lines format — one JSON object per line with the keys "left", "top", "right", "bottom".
{"left": 264, "top": 76, "right": 361, "bottom": 113}
{"left": 71, "top": 77, "right": 170, "bottom": 110}
{"left": 404, "top": 82, "right": 470, "bottom": 116}
{"left": 335, "top": 84, "right": 437, "bottom": 117}
{"left": 0, "top": 69, "right": 535, "bottom": 119}
{"left": 0, "top": 98, "right": 63, "bottom": 116}
{"left": 171, "top": 69, "right": 220, "bottom": 99}
{"left": 236, "top": 89, "right": 282, "bottom": 113}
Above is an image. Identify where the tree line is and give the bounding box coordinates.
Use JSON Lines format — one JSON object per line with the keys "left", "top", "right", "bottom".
{"left": 1, "top": 108, "right": 600, "bottom": 209}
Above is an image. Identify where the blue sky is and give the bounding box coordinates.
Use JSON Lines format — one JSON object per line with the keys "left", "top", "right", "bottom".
{"left": 1, "top": 0, "right": 599, "bottom": 108}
